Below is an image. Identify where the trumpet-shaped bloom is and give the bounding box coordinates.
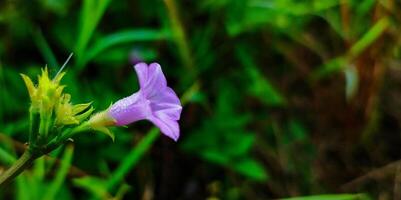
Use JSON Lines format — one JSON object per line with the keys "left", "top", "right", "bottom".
{"left": 108, "top": 63, "right": 182, "bottom": 141}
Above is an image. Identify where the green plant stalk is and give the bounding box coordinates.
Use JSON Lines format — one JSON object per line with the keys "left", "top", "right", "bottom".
{"left": 0, "top": 140, "right": 67, "bottom": 186}
{"left": 29, "top": 108, "right": 40, "bottom": 147}
{"left": 0, "top": 122, "right": 80, "bottom": 186}
{"left": 0, "top": 151, "right": 38, "bottom": 186}
{"left": 0, "top": 147, "right": 16, "bottom": 165}
{"left": 163, "top": 0, "right": 195, "bottom": 76}
{"left": 349, "top": 17, "right": 389, "bottom": 57}
{"left": 75, "top": 0, "right": 111, "bottom": 69}
{"left": 43, "top": 145, "right": 74, "bottom": 200}
{"left": 58, "top": 123, "right": 89, "bottom": 143}
{"left": 81, "top": 29, "right": 169, "bottom": 67}
{"left": 38, "top": 111, "right": 52, "bottom": 146}
{"left": 0, "top": 62, "right": 3, "bottom": 125}
{"left": 33, "top": 29, "right": 59, "bottom": 69}
{"left": 33, "top": 157, "right": 46, "bottom": 181}
{"left": 46, "top": 123, "right": 89, "bottom": 152}
{"left": 106, "top": 128, "right": 159, "bottom": 190}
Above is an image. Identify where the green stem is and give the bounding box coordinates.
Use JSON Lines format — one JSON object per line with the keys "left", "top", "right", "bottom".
{"left": 58, "top": 123, "right": 89, "bottom": 142}
{"left": 164, "top": 0, "right": 196, "bottom": 79}
{"left": 106, "top": 128, "right": 159, "bottom": 190}
{"left": 29, "top": 111, "right": 34, "bottom": 144}
{"left": 46, "top": 123, "right": 89, "bottom": 151}
{"left": 0, "top": 151, "right": 39, "bottom": 186}
{"left": 38, "top": 111, "right": 52, "bottom": 146}
{"left": 29, "top": 109, "right": 40, "bottom": 147}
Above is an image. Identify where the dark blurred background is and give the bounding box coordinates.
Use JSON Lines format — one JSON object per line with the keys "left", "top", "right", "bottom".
{"left": 1, "top": 0, "right": 401, "bottom": 199}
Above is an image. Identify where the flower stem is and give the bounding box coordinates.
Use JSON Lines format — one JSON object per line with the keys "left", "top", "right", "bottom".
{"left": 29, "top": 109, "right": 40, "bottom": 147}
{"left": 46, "top": 123, "right": 90, "bottom": 151}
{"left": 0, "top": 151, "right": 38, "bottom": 186}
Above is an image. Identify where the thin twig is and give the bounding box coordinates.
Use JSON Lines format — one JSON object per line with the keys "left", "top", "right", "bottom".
{"left": 394, "top": 163, "right": 401, "bottom": 200}
{"left": 341, "top": 159, "right": 401, "bottom": 191}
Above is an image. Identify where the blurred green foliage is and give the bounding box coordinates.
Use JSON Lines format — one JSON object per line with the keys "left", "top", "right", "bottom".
{"left": 1, "top": 0, "right": 401, "bottom": 199}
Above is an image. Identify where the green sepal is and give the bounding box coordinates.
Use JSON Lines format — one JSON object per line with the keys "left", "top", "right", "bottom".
{"left": 73, "top": 102, "right": 92, "bottom": 115}
{"left": 75, "top": 106, "right": 94, "bottom": 122}
{"left": 93, "top": 126, "right": 115, "bottom": 142}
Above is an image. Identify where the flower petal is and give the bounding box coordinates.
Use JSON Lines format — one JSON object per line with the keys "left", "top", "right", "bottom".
{"left": 149, "top": 115, "right": 180, "bottom": 141}
{"left": 147, "top": 63, "right": 167, "bottom": 91}
{"left": 108, "top": 92, "right": 150, "bottom": 126}
{"left": 135, "top": 62, "right": 167, "bottom": 98}
{"left": 150, "top": 87, "right": 182, "bottom": 120}
{"left": 154, "top": 105, "right": 181, "bottom": 121}
{"left": 150, "top": 87, "right": 180, "bottom": 105}
{"left": 134, "top": 62, "right": 149, "bottom": 89}
{"left": 123, "top": 62, "right": 182, "bottom": 141}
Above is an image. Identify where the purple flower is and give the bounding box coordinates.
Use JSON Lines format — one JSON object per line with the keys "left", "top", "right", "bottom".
{"left": 108, "top": 63, "right": 182, "bottom": 141}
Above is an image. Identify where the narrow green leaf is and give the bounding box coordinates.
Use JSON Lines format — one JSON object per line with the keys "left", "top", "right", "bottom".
{"left": 106, "top": 128, "right": 159, "bottom": 190}
{"left": 93, "top": 126, "right": 115, "bottom": 142}
{"left": 310, "top": 56, "right": 347, "bottom": 80}
{"left": 0, "top": 147, "right": 16, "bottom": 165}
{"left": 73, "top": 176, "right": 109, "bottom": 199}
{"left": 201, "top": 150, "right": 231, "bottom": 165}
{"left": 75, "top": 106, "right": 94, "bottom": 122}
{"left": 233, "top": 158, "right": 269, "bottom": 181}
{"left": 43, "top": 145, "right": 74, "bottom": 200}
{"left": 311, "top": 18, "right": 388, "bottom": 80}
{"left": 75, "top": 0, "right": 111, "bottom": 68}
{"left": 236, "top": 47, "right": 286, "bottom": 106}
{"left": 288, "top": 119, "right": 308, "bottom": 142}
{"left": 80, "top": 29, "right": 169, "bottom": 67}
{"left": 16, "top": 175, "right": 30, "bottom": 200}
{"left": 350, "top": 17, "right": 389, "bottom": 57}
{"left": 114, "top": 184, "right": 130, "bottom": 200}
{"left": 280, "top": 193, "right": 370, "bottom": 200}
{"left": 33, "top": 29, "right": 59, "bottom": 70}
{"left": 33, "top": 157, "right": 46, "bottom": 181}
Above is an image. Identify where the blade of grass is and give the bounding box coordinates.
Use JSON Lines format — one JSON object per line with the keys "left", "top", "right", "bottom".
{"left": 0, "top": 147, "right": 16, "bottom": 165}
{"left": 43, "top": 144, "right": 74, "bottom": 200}
{"left": 46, "top": 146, "right": 65, "bottom": 175}
{"left": 279, "top": 193, "right": 370, "bottom": 200}
{"left": 310, "top": 17, "right": 389, "bottom": 80}
{"left": 163, "top": 0, "right": 196, "bottom": 78}
{"left": 114, "top": 184, "right": 130, "bottom": 200}
{"left": 81, "top": 29, "right": 170, "bottom": 67}
{"left": 106, "top": 128, "right": 159, "bottom": 190}
{"left": 235, "top": 46, "right": 286, "bottom": 106}
{"left": 73, "top": 176, "right": 111, "bottom": 199}
{"left": 0, "top": 61, "right": 4, "bottom": 126}
{"left": 33, "top": 157, "right": 45, "bottom": 181}
{"left": 349, "top": 17, "right": 389, "bottom": 57}
{"left": 16, "top": 175, "right": 30, "bottom": 200}
{"left": 75, "top": 0, "right": 111, "bottom": 69}
{"left": 33, "top": 29, "right": 59, "bottom": 69}
{"left": 310, "top": 56, "right": 347, "bottom": 80}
